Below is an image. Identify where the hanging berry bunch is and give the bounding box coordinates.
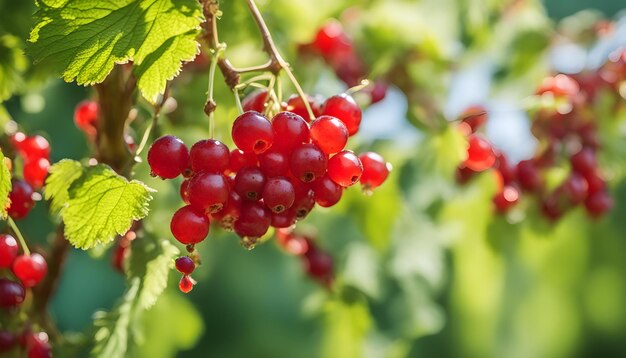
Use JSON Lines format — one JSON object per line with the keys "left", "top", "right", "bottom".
{"left": 276, "top": 228, "right": 334, "bottom": 287}
{"left": 456, "top": 48, "right": 626, "bottom": 220}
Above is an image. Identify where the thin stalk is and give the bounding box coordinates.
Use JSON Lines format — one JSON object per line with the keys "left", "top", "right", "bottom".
{"left": 8, "top": 217, "right": 29, "bottom": 255}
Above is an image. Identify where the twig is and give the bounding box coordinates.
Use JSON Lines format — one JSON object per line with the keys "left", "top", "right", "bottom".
{"left": 8, "top": 217, "right": 30, "bottom": 255}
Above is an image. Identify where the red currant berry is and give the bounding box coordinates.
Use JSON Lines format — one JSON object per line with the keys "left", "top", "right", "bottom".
{"left": 12, "top": 253, "right": 47, "bottom": 288}
{"left": 0, "top": 278, "right": 25, "bottom": 307}
{"left": 23, "top": 158, "right": 50, "bottom": 189}
{"left": 74, "top": 100, "right": 99, "bottom": 136}
{"left": 562, "top": 173, "right": 588, "bottom": 204}
{"left": 258, "top": 149, "right": 290, "bottom": 177}
{"left": 111, "top": 243, "right": 128, "bottom": 273}
{"left": 304, "top": 249, "right": 333, "bottom": 283}
{"left": 311, "top": 175, "right": 343, "bottom": 207}
{"left": 211, "top": 191, "right": 242, "bottom": 231}
{"left": 234, "top": 201, "right": 271, "bottom": 238}
{"left": 271, "top": 111, "right": 310, "bottom": 151}
{"left": 321, "top": 93, "right": 362, "bottom": 136}
{"left": 584, "top": 190, "right": 613, "bottom": 218}
{"left": 26, "top": 332, "right": 51, "bottom": 358}
{"left": 0, "top": 331, "right": 16, "bottom": 353}
{"left": 358, "top": 152, "right": 391, "bottom": 191}
{"left": 187, "top": 172, "right": 230, "bottom": 213}
{"left": 313, "top": 20, "right": 347, "bottom": 54}
{"left": 180, "top": 179, "right": 191, "bottom": 204}
{"left": 493, "top": 185, "right": 520, "bottom": 213}
{"left": 263, "top": 177, "right": 295, "bottom": 213}
{"left": 0, "top": 234, "right": 18, "bottom": 268}
{"left": 464, "top": 135, "right": 495, "bottom": 171}
{"left": 276, "top": 232, "right": 310, "bottom": 255}
{"left": 583, "top": 170, "right": 605, "bottom": 195}
{"left": 286, "top": 94, "right": 322, "bottom": 121}
{"left": 541, "top": 193, "right": 565, "bottom": 221}
{"left": 290, "top": 143, "right": 328, "bottom": 182}
{"left": 190, "top": 139, "right": 230, "bottom": 173}
{"left": 234, "top": 167, "right": 266, "bottom": 201}
{"left": 227, "top": 149, "right": 257, "bottom": 174}
{"left": 15, "top": 135, "right": 50, "bottom": 161}
{"left": 147, "top": 136, "right": 189, "bottom": 179}
{"left": 170, "top": 205, "right": 210, "bottom": 245}
{"left": 175, "top": 256, "right": 195, "bottom": 275}
{"left": 309, "top": 115, "right": 348, "bottom": 154}
{"left": 179, "top": 275, "right": 195, "bottom": 293}
{"left": 292, "top": 189, "right": 315, "bottom": 219}
{"left": 495, "top": 152, "right": 516, "bottom": 184}
{"left": 570, "top": 148, "right": 597, "bottom": 176}
{"left": 537, "top": 74, "right": 579, "bottom": 97}
{"left": 8, "top": 180, "right": 35, "bottom": 220}
{"left": 459, "top": 105, "right": 487, "bottom": 133}
{"left": 368, "top": 80, "right": 388, "bottom": 104}
{"left": 327, "top": 150, "right": 363, "bottom": 187}
{"left": 516, "top": 160, "right": 543, "bottom": 192}
{"left": 271, "top": 209, "right": 297, "bottom": 228}
{"left": 232, "top": 111, "right": 274, "bottom": 154}
{"left": 242, "top": 89, "right": 269, "bottom": 113}
{"left": 456, "top": 166, "right": 476, "bottom": 184}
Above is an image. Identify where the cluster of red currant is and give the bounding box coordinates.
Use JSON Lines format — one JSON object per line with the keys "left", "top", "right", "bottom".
{"left": 0, "top": 234, "right": 50, "bottom": 357}
{"left": 74, "top": 99, "right": 136, "bottom": 151}
{"left": 276, "top": 228, "right": 334, "bottom": 287}
{"left": 147, "top": 92, "right": 391, "bottom": 293}
{"left": 300, "top": 20, "right": 387, "bottom": 104}
{"left": 456, "top": 48, "right": 626, "bottom": 220}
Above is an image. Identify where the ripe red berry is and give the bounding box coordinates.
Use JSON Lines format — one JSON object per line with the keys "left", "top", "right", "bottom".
{"left": 23, "top": 158, "right": 50, "bottom": 189}
{"left": 358, "top": 152, "right": 391, "bottom": 191}
{"left": 175, "top": 256, "right": 195, "bottom": 275}
{"left": 327, "top": 150, "right": 363, "bottom": 187}
{"left": 14, "top": 135, "right": 50, "bottom": 161}
{"left": 459, "top": 105, "right": 487, "bottom": 133}
{"left": 170, "top": 205, "right": 210, "bottom": 245}
{"left": 74, "top": 100, "right": 99, "bottom": 136}
{"left": 537, "top": 74, "right": 580, "bottom": 97}
{"left": 276, "top": 232, "right": 309, "bottom": 255}
{"left": 147, "top": 136, "right": 189, "bottom": 179}
{"left": 242, "top": 89, "right": 269, "bottom": 113}
{"left": 270, "top": 209, "right": 297, "bottom": 228}
{"left": 180, "top": 179, "right": 191, "bottom": 204}
{"left": 321, "top": 94, "right": 362, "bottom": 136}
{"left": 8, "top": 179, "right": 35, "bottom": 220}
{"left": 562, "top": 173, "right": 588, "bottom": 204}
{"left": 12, "top": 253, "right": 47, "bottom": 288}
{"left": 309, "top": 115, "right": 348, "bottom": 154}
{"left": 495, "top": 152, "right": 516, "bottom": 184}
{"left": 464, "top": 135, "right": 495, "bottom": 171}
{"left": 227, "top": 149, "right": 257, "bottom": 174}
{"left": 0, "top": 331, "right": 16, "bottom": 352}
{"left": 271, "top": 111, "right": 310, "bottom": 151}
{"left": 493, "top": 185, "right": 520, "bottom": 213}
{"left": 26, "top": 332, "right": 52, "bottom": 358}
{"left": 234, "top": 167, "right": 266, "bottom": 201}
{"left": 0, "top": 234, "right": 18, "bottom": 268}
{"left": 179, "top": 275, "right": 195, "bottom": 293}
{"left": 313, "top": 20, "right": 349, "bottom": 55}
{"left": 263, "top": 177, "right": 295, "bottom": 213}
{"left": 290, "top": 144, "right": 328, "bottom": 182}
{"left": 258, "top": 149, "right": 290, "bottom": 177}
{"left": 516, "top": 160, "right": 543, "bottom": 192}
{"left": 584, "top": 190, "right": 613, "bottom": 218}
{"left": 541, "top": 193, "right": 565, "bottom": 221}
{"left": 211, "top": 191, "right": 242, "bottom": 231}
{"left": 304, "top": 249, "right": 334, "bottom": 282}
{"left": 190, "top": 139, "right": 230, "bottom": 173}
{"left": 0, "top": 278, "right": 25, "bottom": 307}
{"left": 232, "top": 111, "right": 274, "bottom": 154}
{"left": 286, "top": 94, "right": 322, "bottom": 121}
{"left": 311, "top": 175, "right": 343, "bottom": 207}
{"left": 570, "top": 148, "right": 597, "bottom": 176}
{"left": 584, "top": 170, "right": 606, "bottom": 195}
{"left": 111, "top": 243, "right": 128, "bottom": 273}
{"left": 234, "top": 202, "right": 271, "bottom": 238}
{"left": 187, "top": 172, "right": 230, "bottom": 213}
{"left": 292, "top": 189, "right": 315, "bottom": 219}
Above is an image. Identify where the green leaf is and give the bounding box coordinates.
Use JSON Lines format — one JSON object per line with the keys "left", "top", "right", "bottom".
{"left": 44, "top": 159, "right": 84, "bottom": 215}
{"left": 0, "top": 34, "right": 28, "bottom": 102}
{"left": 127, "top": 238, "right": 179, "bottom": 309}
{"left": 0, "top": 149, "right": 11, "bottom": 219}
{"left": 28, "top": 0, "right": 203, "bottom": 103}
{"left": 45, "top": 160, "right": 154, "bottom": 249}
{"left": 322, "top": 299, "right": 372, "bottom": 358}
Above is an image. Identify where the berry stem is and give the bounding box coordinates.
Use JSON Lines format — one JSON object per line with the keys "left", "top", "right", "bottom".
{"left": 233, "top": 88, "right": 244, "bottom": 114}
{"left": 346, "top": 79, "right": 372, "bottom": 95}
{"left": 7, "top": 217, "right": 29, "bottom": 255}
{"left": 206, "top": 47, "right": 222, "bottom": 139}
{"left": 134, "top": 85, "right": 168, "bottom": 158}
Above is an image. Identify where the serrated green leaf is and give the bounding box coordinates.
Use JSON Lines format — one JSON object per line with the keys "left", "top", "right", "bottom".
{"left": 0, "top": 150, "right": 11, "bottom": 219}
{"left": 61, "top": 165, "right": 154, "bottom": 249}
{"left": 127, "top": 238, "right": 179, "bottom": 309}
{"left": 44, "top": 159, "right": 84, "bottom": 215}
{"left": 28, "top": 0, "right": 203, "bottom": 103}
{"left": 0, "top": 35, "right": 28, "bottom": 102}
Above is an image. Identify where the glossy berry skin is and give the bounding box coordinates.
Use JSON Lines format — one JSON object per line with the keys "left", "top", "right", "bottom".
{"left": 562, "top": 173, "right": 588, "bottom": 204}
{"left": 271, "top": 112, "right": 310, "bottom": 151}
{"left": 234, "top": 202, "right": 271, "bottom": 238}
{"left": 26, "top": 332, "right": 52, "bottom": 358}
{"left": 321, "top": 94, "right": 362, "bottom": 136}
{"left": 464, "top": 135, "right": 495, "bottom": 172}
{"left": 327, "top": 150, "right": 363, "bottom": 187}
{"left": 0, "top": 331, "right": 16, "bottom": 352}
{"left": 516, "top": 160, "right": 543, "bottom": 192}
{"left": 286, "top": 94, "right": 322, "bottom": 121}
{"left": 74, "top": 100, "right": 99, "bottom": 136}
{"left": 262, "top": 177, "right": 295, "bottom": 213}
{"left": 234, "top": 167, "right": 266, "bottom": 201}
{"left": 12, "top": 253, "right": 47, "bottom": 288}
{"left": 0, "top": 278, "right": 25, "bottom": 307}
{"left": 290, "top": 144, "right": 328, "bottom": 182}
{"left": 147, "top": 136, "right": 189, "bottom": 179}
{"left": 227, "top": 149, "right": 257, "bottom": 174}
{"left": 175, "top": 256, "right": 195, "bottom": 275}
{"left": 170, "top": 205, "right": 210, "bottom": 245}
{"left": 493, "top": 185, "right": 520, "bottom": 213}
{"left": 211, "top": 191, "right": 242, "bottom": 230}
{"left": 179, "top": 275, "right": 195, "bottom": 293}
{"left": 180, "top": 179, "right": 191, "bottom": 204}
{"left": 232, "top": 111, "right": 274, "bottom": 154}
{"left": 0, "top": 234, "right": 18, "bottom": 268}
{"left": 271, "top": 210, "right": 297, "bottom": 228}
{"left": 311, "top": 175, "right": 343, "bottom": 207}
{"left": 292, "top": 189, "right": 315, "bottom": 219}
{"left": 190, "top": 139, "right": 230, "bottom": 173}
{"left": 584, "top": 171, "right": 606, "bottom": 195}
{"left": 585, "top": 191, "right": 613, "bottom": 218}
{"left": 304, "top": 249, "right": 334, "bottom": 282}
{"left": 8, "top": 179, "right": 35, "bottom": 220}
{"left": 258, "top": 150, "right": 290, "bottom": 177}
{"left": 188, "top": 172, "right": 230, "bottom": 213}
{"left": 15, "top": 135, "right": 50, "bottom": 161}
{"left": 358, "top": 152, "right": 391, "bottom": 191}
{"left": 309, "top": 115, "right": 348, "bottom": 154}
{"left": 570, "top": 148, "right": 597, "bottom": 176}
{"left": 23, "top": 158, "right": 50, "bottom": 189}
{"left": 242, "top": 89, "right": 269, "bottom": 113}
